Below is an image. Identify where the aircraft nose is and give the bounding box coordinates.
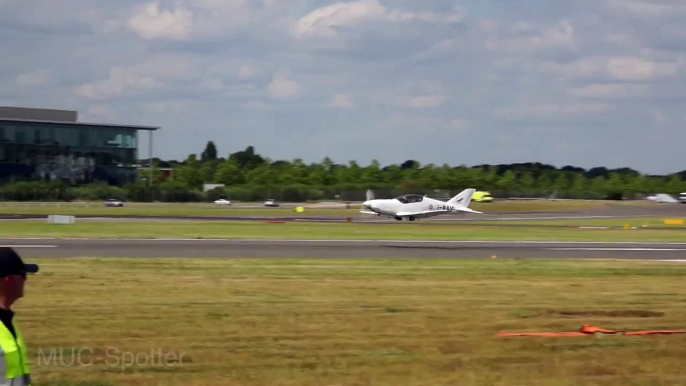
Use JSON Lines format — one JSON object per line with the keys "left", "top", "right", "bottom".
{"left": 362, "top": 200, "right": 371, "bottom": 208}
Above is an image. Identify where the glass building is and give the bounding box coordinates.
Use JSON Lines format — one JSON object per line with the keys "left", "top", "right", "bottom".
{"left": 0, "top": 107, "right": 159, "bottom": 186}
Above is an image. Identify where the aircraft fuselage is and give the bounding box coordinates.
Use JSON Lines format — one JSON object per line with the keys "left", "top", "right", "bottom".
{"left": 360, "top": 190, "right": 481, "bottom": 221}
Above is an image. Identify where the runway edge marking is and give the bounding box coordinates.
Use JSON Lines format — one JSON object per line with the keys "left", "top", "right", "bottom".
{"left": 0, "top": 244, "right": 57, "bottom": 248}
{"left": 548, "top": 248, "right": 686, "bottom": 251}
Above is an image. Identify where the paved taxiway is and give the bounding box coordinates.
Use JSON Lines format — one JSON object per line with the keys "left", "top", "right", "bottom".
{"left": 3, "top": 202, "right": 686, "bottom": 224}
{"left": 1, "top": 203, "right": 685, "bottom": 260}
{"left": 5, "top": 201, "right": 686, "bottom": 222}
{"left": 3, "top": 238, "right": 686, "bottom": 260}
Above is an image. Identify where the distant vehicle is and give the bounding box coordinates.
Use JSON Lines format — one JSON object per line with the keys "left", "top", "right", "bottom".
{"left": 214, "top": 199, "right": 232, "bottom": 205}
{"left": 472, "top": 191, "right": 493, "bottom": 202}
{"left": 104, "top": 198, "right": 123, "bottom": 207}
{"left": 679, "top": 192, "right": 686, "bottom": 204}
{"left": 264, "top": 199, "right": 280, "bottom": 207}
{"left": 647, "top": 194, "right": 679, "bottom": 203}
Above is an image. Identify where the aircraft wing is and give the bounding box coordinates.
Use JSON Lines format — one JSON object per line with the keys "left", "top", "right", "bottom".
{"left": 396, "top": 207, "right": 482, "bottom": 218}
{"left": 395, "top": 209, "right": 451, "bottom": 218}
{"left": 360, "top": 210, "right": 378, "bottom": 215}
{"left": 453, "top": 207, "right": 482, "bottom": 214}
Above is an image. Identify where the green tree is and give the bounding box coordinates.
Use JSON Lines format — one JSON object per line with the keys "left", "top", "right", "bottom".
{"left": 174, "top": 154, "right": 203, "bottom": 190}
{"left": 519, "top": 172, "right": 535, "bottom": 195}
{"left": 201, "top": 141, "right": 217, "bottom": 162}
{"left": 666, "top": 174, "right": 684, "bottom": 194}
{"left": 496, "top": 170, "right": 517, "bottom": 192}
{"left": 590, "top": 176, "right": 608, "bottom": 195}
{"left": 553, "top": 173, "right": 570, "bottom": 194}
{"left": 214, "top": 160, "right": 244, "bottom": 185}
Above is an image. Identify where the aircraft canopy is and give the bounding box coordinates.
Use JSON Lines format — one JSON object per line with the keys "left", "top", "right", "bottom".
{"left": 395, "top": 194, "right": 424, "bottom": 203}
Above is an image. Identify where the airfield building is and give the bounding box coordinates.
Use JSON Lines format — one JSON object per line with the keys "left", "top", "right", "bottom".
{"left": 0, "top": 106, "right": 159, "bottom": 186}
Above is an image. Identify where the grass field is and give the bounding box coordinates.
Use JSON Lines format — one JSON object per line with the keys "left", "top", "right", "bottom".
{"left": 22, "top": 257, "right": 686, "bottom": 386}
{"left": 468, "top": 217, "right": 686, "bottom": 228}
{"left": 0, "top": 218, "right": 685, "bottom": 241}
{"left": 0, "top": 199, "right": 624, "bottom": 216}
{"left": 0, "top": 220, "right": 677, "bottom": 241}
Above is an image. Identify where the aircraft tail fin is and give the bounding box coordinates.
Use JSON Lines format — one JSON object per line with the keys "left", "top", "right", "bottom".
{"left": 447, "top": 188, "right": 476, "bottom": 207}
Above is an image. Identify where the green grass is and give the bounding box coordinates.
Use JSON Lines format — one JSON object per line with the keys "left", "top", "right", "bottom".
{"left": 0, "top": 199, "right": 620, "bottom": 217}
{"left": 1, "top": 220, "right": 685, "bottom": 241}
{"left": 0, "top": 202, "right": 354, "bottom": 216}
{"left": 22, "top": 257, "right": 686, "bottom": 386}
{"left": 469, "top": 217, "right": 686, "bottom": 228}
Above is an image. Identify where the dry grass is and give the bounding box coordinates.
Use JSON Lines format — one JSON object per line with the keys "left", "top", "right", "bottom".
{"left": 20, "top": 257, "right": 686, "bottom": 386}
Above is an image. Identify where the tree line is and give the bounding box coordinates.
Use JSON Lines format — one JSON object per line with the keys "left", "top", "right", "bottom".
{"left": 0, "top": 142, "right": 685, "bottom": 202}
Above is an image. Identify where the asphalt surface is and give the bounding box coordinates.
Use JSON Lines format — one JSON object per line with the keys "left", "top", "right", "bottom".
{"left": 3, "top": 201, "right": 686, "bottom": 223}
{"left": 2, "top": 202, "right": 686, "bottom": 261}
{"left": 3, "top": 238, "right": 686, "bottom": 260}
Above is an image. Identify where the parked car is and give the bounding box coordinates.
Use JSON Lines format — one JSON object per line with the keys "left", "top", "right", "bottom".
{"left": 264, "top": 199, "right": 280, "bottom": 207}
{"left": 214, "top": 198, "right": 232, "bottom": 205}
{"left": 104, "top": 198, "right": 123, "bottom": 207}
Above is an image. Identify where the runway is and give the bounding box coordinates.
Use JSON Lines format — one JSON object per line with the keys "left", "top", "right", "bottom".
{"left": 2, "top": 202, "right": 685, "bottom": 224}
{"left": 4, "top": 238, "right": 686, "bottom": 260}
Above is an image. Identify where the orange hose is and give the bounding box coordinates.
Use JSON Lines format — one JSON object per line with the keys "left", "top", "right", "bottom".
{"left": 497, "top": 324, "right": 686, "bottom": 337}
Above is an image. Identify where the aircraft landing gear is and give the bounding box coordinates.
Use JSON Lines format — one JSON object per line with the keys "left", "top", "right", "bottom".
{"left": 394, "top": 216, "right": 402, "bottom": 221}
{"left": 408, "top": 216, "right": 416, "bottom": 221}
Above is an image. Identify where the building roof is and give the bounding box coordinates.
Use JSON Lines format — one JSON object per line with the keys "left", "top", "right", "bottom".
{"left": 0, "top": 106, "right": 78, "bottom": 122}
{"left": 0, "top": 106, "right": 159, "bottom": 131}
{"left": 0, "top": 117, "right": 159, "bottom": 131}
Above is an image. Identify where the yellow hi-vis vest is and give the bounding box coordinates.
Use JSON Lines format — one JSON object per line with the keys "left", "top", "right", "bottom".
{"left": 0, "top": 320, "right": 30, "bottom": 386}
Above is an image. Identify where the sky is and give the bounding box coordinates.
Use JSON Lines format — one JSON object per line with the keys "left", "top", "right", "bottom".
{"left": 2, "top": 0, "right": 686, "bottom": 175}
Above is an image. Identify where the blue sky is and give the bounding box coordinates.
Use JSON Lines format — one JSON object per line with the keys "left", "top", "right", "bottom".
{"left": 2, "top": 0, "right": 686, "bottom": 174}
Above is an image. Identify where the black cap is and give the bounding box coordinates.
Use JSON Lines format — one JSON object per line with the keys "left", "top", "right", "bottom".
{"left": 0, "top": 248, "right": 39, "bottom": 277}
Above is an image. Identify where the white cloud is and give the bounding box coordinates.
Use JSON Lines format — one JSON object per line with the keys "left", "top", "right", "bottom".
{"left": 410, "top": 95, "right": 445, "bottom": 109}
{"left": 143, "top": 99, "right": 202, "bottom": 112}
{"left": 567, "top": 83, "right": 650, "bottom": 99}
{"left": 370, "top": 81, "right": 447, "bottom": 109}
{"left": 73, "top": 66, "right": 163, "bottom": 100}
{"left": 379, "top": 114, "right": 468, "bottom": 134}
{"left": 653, "top": 110, "right": 668, "bottom": 123}
{"left": 605, "top": 56, "right": 684, "bottom": 81}
{"left": 449, "top": 119, "right": 471, "bottom": 130}
{"left": 202, "top": 78, "right": 223, "bottom": 90}
{"left": 293, "top": 0, "right": 465, "bottom": 40}
{"left": 294, "top": 0, "right": 393, "bottom": 39}
{"left": 79, "top": 105, "right": 116, "bottom": 122}
{"left": 539, "top": 56, "right": 686, "bottom": 81}
{"left": 602, "top": 0, "right": 686, "bottom": 17}
{"left": 16, "top": 70, "right": 52, "bottom": 87}
{"left": 241, "top": 101, "right": 267, "bottom": 110}
{"left": 267, "top": 69, "right": 299, "bottom": 100}
{"left": 127, "top": 1, "right": 193, "bottom": 41}
{"left": 5, "top": 0, "right": 686, "bottom": 174}
{"left": 204, "top": 60, "right": 259, "bottom": 81}
{"left": 379, "top": 114, "right": 445, "bottom": 132}
{"left": 328, "top": 93, "right": 353, "bottom": 108}
{"left": 485, "top": 19, "right": 577, "bottom": 54}
{"left": 238, "top": 66, "right": 255, "bottom": 79}
{"left": 121, "top": 0, "right": 305, "bottom": 43}
{"left": 493, "top": 102, "right": 611, "bottom": 121}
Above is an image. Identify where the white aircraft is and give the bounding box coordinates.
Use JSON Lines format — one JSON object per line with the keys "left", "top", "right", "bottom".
{"left": 360, "top": 188, "right": 482, "bottom": 221}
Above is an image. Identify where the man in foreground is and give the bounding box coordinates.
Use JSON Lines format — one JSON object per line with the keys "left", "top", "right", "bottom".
{"left": 0, "top": 247, "right": 39, "bottom": 385}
